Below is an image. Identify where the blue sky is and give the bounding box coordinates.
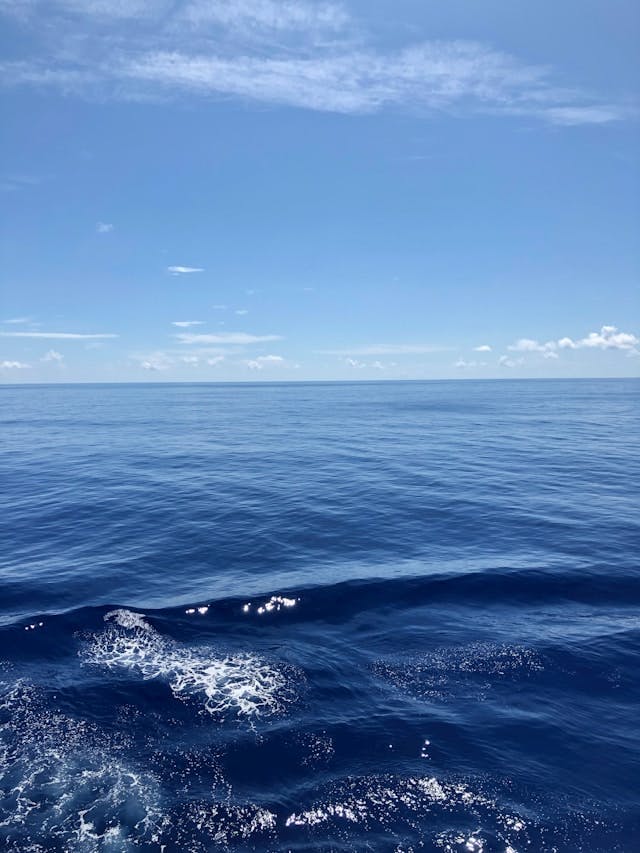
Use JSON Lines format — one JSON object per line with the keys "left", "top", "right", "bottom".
{"left": 1, "top": 0, "right": 638, "bottom": 382}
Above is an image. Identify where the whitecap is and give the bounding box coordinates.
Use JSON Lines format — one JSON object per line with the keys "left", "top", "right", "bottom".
{"left": 104, "top": 608, "right": 151, "bottom": 632}
{"left": 83, "top": 620, "right": 297, "bottom": 718}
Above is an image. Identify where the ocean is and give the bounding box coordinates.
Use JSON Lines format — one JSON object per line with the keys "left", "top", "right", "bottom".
{"left": 1, "top": 379, "right": 638, "bottom": 852}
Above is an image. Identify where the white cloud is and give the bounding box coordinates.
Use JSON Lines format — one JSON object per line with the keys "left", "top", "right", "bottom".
{"left": 175, "top": 332, "right": 282, "bottom": 344}
{"left": 167, "top": 265, "right": 204, "bottom": 274}
{"left": 0, "top": 360, "right": 30, "bottom": 369}
{"left": 499, "top": 355, "right": 524, "bottom": 368}
{"left": 3, "top": 316, "right": 33, "bottom": 324}
{"left": 0, "top": 331, "right": 118, "bottom": 339}
{"left": 245, "top": 354, "right": 284, "bottom": 369}
{"left": 96, "top": 221, "right": 113, "bottom": 233}
{"left": 508, "top": 338, "right": 557, "bottom": 353}
{"left": 235, "top": 309, "right": 249, "bottom": 315}
{"left": 171, "top": 320, "right": 204, "bottom": 327}
{"left": 207, "top": 355, "right": 225, "bottom": 366}
{"left": 41, "top": 349, "right": 64, "bottom": 362}
{"left": 211, "top": 304, "right": 227, "bottom": 310}
{"left": 181, "top": 355, "right": 199, "bottom": 365}
{"left": 473, "top": 344, "right": 492, "bottom": 352}
{"left": 562, "top": 325, "right": 639, "bottom": 351}
{"left": 508, "top": 326, "right": 639, "bottom": 356}
{"left": 345, "top": 358, "right": 366, "bottom": 368}
{"left": 557, "top": 337, "right": 575, "bottom": 349}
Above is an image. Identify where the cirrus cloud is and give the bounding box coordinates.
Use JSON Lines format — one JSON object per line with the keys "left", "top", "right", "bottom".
{"left": 175, "top": 332, "right": 282, "bottom": 344}
{"left": 167, "top": 265, "right": 204, "bottom": 275}
{"left": 0, "top": 1, "right": 629, "bottom": 127}
{"left": 0, "top": 331, "right": 118, "bottom": 339}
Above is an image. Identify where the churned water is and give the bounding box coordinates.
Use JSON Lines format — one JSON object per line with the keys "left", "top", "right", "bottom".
{"left": 1, "top": 379, "right": 639, "bottom": 851}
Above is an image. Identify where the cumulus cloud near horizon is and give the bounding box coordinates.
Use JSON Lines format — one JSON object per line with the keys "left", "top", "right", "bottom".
{"left": 1, "top": 360, "right": 31, "bottom": 369}
{"left": 41, "top": 349, "right": 64, "bottom": 362}
{"left": 508, "top": 325, "right": 638, "bottom": 357}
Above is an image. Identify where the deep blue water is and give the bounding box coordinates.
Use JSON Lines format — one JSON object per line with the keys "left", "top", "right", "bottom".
{"left": 1, "top": 379, "right": 639, "bottom": 852}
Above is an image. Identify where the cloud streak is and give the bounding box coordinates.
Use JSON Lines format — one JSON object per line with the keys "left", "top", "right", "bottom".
{"left": 175, "top": 332, "right": 282, "bottom": 344}
{"left": 0, "top": 331, "right": 118, "bottom": 339}
{"left": 167, "top": 265, "right": 204, "bottom": 274}
{"left": 322, "top": 344, "right": 450, "bottom": 355}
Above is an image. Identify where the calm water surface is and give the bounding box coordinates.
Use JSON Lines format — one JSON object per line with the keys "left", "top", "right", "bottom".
{"left": 1, "top": 380, "right": 639, "bottom": 851}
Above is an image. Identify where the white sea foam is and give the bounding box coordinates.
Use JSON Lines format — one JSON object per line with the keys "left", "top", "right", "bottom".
{"left": 0, "top": 681, "right": 285, "bottom": 850}
{"left": 177, "top": 801, "right": 277, "bottom": 845}
{"left": 373, "top": 643, "right": 544, "bottom": 701}
{"left": 0, "top": 682, "right": 165, "bottom": 851}
{"left": 285, "top": 773, "right": 530, "bottom": 851}
{"left": 105, "top": 608, "right": 151, "bottom": 631}
{"left": 83, "top": 615, "right": 296, "bottom": 718}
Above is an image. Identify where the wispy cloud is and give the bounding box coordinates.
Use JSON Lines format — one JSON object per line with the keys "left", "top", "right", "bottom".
{"left": 473, "top": 344, "right": 492, "bottom": 352}
{"left": 3, "top": 316, "right": 33, "bottom": 324}
{"left": 41, "top": 349, "right": 64, "bottom": 362}
{"left": 138, "top": 352, "right": 173, "bottom": 371}
{"left": 235, "top": 309, "right": 249, "bottom": 316}
{"left": 96, "top": 221, "right": 113, "bottom": 233}
{"left": 171, "top": 320, "right": 204, "bottom": 327}
{"left": 455, "top": 358, "right": 486, "bottom": 368}
{"left": 0, "top": 331, "right": 118, "bottom": 339}
{"left": 0, "top": 173, "right": 43, "bottom": 192}
{"left": 499, "top": 355, "right": 524, "bottom": 368}
{"left": 0, "top": 1, "right": 629, "bottom": 126}
{"left": 120, "top": 44, "right": 624, "bottom": 122}
{"left": 0, "top": 360, "right": 31, "bottom": 369}
{"left": 167, "top": 265, "right": 204, "bottom": 275}
{"left": 181, "top": 0, "right": 348, "bottom": 33}
{"left": 323, "top": 344, "right": 449, "bottom": 356}
{"left": 175, "top": 332, "right": 282, "bottom": 344}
